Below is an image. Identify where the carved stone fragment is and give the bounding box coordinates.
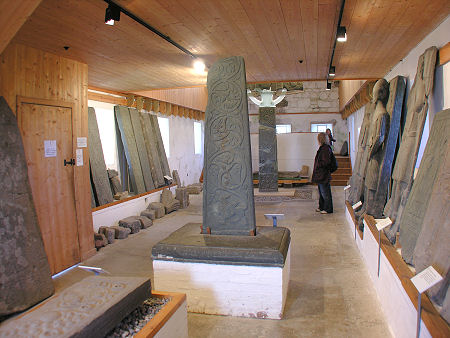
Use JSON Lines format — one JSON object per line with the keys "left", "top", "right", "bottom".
{"left": 176, "top": 187, "right": 190, "bottom": 208}
{"left": 259, "top": 107, "right": 278, "bottom": 192}
{"left": 136, "top": 215, "right": 153, "bottom": 229}
{"left": 141, "top": 209, "right": 156, "bottom": 220}
{"left": 160, "top": 189, "right": 180, "bottom": 213}
{"left": 172, "top": 169, "right": 182, "bottom": 187}
{"left": 149, "top": 202, "right": 166, "bottom": 218}
{"left": 110, "top": 226, "right": 131, "bottom": 239}
{"left": 384, "top": 46, "right": 438, "bottom": 242}
{"left": 0, "top": 97, "right": 54, "bottom": 317}
{"left": 119, "top": 217, "right": 141, "bottom": 234}
{"left": 202, "top": 56, "right": 256, "bottom": 235}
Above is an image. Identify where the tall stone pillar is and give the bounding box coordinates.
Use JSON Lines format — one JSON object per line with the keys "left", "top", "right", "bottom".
{"left": 202, "top": 56, "right": 256, "bottom": 236}
{"left": 259, "top": 107, "right": 278, "bottom": 192}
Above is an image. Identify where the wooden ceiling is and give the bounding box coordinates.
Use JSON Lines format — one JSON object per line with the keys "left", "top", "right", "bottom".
{"left": 10, "top": 0, "right": 450, "bottom": 92}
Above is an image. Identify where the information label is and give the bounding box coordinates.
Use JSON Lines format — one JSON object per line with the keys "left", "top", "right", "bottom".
{"left": 76, "top": 148, "right": 83, "bottom": 166}
{"left": 411, "top": 266, "right": 443, "bottom": 294}
{"left": 344, "top": 185, "right": 351, "bottom": 191}
{"left": 375, "top": 217, "right": 393, "bottom": 231}
{"left": 352, "top": 201, "right": 362, "bottom": 210}
{"left": 77, "top": 137, "right": 87, "bottom": 148}
{"left": 44, "top": 140, "right": 57, "bottom": 157}
{"left": 164, "top": 175, "right": 173, "bottom": 180}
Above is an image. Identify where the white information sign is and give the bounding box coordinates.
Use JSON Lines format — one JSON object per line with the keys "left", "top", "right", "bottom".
{"left": 375, "top": 217, "right": 392, "bottom": 231}
{"left": 352, "top": 201, "right": 362, "bottom": 210}
{"left": 164, "top": 175, "right": 173, "bottom": 180}
{"left": 77, "top": 137, "right": 87, "bottom": 148}
{"left": 411, "top": 266, "right": 443, "bottom": 294}
{"left": 44, "top": 140, "right": 57, "bottom": 158}
{"left": 344, "top": 185, "right": 351, "bottom": 191}
{"left": 76, "top": 148, "right": 83, "bottom": 166}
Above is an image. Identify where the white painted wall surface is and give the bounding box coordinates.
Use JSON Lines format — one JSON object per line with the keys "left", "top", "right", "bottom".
{"left": 153, "top": 246, "right": 291, "bottom": 319}
{"left": 250, "top": 133, "right": 318, "bottom": 179}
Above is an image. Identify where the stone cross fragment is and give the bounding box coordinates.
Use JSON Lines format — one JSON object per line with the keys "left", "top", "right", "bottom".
{"left": 203, "top": 56, "right": 256, "bottom": 235}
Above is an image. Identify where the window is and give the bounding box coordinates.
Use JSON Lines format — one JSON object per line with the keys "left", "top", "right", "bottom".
{"left": 158, "top": 117, "right": 170, "bottom": 158}
{"left": 311, "top": 123, "right": 333, "bottom": 133}
{"left": 276, "top": 124, "right": 291, "bottom": 134}
{"left": 194, "top": 121, "right": 202, "bottom": 154}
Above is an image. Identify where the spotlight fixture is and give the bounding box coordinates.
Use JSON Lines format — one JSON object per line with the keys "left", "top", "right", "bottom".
{"left": 328, "top": 66, "right": 336, "bottom": 76}
{"left": 326, "top": 81, "right": 332, "bottom": 90}
{"left": 193, "top": 59, "right": 206, "bottom": 73}
{"left": 337, "top": 26, "right": 347, "bottom": 42}
{"left": 105, "top": 3, "right": 121, "bottom": 25}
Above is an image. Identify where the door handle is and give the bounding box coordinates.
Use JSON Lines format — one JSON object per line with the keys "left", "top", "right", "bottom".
{"left": 64, "top": 158, "right": 75, "bottom": 166}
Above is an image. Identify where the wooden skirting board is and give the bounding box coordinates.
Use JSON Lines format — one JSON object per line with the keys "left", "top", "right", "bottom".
{"left": 253, "top": 179, "right": 309, "bottom": 185}
{"left": 345, "top": 203, "right": 449, "bottom": 336}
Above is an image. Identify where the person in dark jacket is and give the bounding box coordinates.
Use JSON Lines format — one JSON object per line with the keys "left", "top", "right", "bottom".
{"left": 312, "top": 132, "right": 333, "bottom": 214}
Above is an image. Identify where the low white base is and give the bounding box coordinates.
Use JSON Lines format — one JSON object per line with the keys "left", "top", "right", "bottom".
{"left": 152, "top": 246, "right": 291, "bottom": 319}
{"left": 345, "top": 208, "right": 431, "bottom": 338}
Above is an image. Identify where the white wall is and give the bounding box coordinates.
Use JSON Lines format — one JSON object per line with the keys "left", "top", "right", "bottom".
{"left": 347, "top": 15, "right": 450, "bottom": 169}
{"left": 251, "top": 133, "right": 317, "bottom": 179}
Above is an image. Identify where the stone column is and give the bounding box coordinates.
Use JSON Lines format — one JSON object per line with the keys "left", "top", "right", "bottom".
{"left": 259, "top": 107, "right": 278, "bottom": 192}
{"left": 202, "top": 56, "right": 256, "bottom": 236}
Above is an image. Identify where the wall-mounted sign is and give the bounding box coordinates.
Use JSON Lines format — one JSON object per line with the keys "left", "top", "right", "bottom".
{"left": 77, "top": 137, "right": 87, "bottom": 148}
{"left": 44, "top": 140, "right": 57, "bottom": 158}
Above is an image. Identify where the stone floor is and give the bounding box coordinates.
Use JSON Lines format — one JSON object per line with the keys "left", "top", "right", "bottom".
{"left": 54, "top": 187, "right": 392, "bottom": 338}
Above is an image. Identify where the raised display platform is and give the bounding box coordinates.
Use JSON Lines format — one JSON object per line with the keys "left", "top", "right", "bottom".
{"left": 152, "top": 224, "right": 291, "bottom": 319}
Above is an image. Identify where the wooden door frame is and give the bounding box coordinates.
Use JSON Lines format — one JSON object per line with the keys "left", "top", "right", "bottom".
{"left": 16, "top": 96, "right": 82, "bottom": 264}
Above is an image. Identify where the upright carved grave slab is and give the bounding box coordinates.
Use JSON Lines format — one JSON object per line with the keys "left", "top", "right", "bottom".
{"left": 259, "top": 107, "right": 278, "bottom": 192}
{"left": 202, "top": 56, "right": 256, "bottom": 235}
{"left": 0, "top": 97, "right": 54, "bottom": 317}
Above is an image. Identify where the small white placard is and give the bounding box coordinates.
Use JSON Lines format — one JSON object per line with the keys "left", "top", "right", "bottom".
{"left": 264, "top": 213, "right": 285, "bottom": 220}
{"left": 411, "top": 266, "right": 443, "bottom": 294}
{"left": 44, "top": 140, "right": 57, "bottom": 157}
{"left": 375, "top": 217, "right": 392, "bottom": 231}
{"left": 164, "top": 175, "right": 173, "bottom": 180}
{"left": 352, "top": 201, "right": 362, "bottom": 210}
{"left": 77, "top": 137, "right": 87, "bottom": 148}
{"left": 76, "top": 149, "right": 83, "bottom": 166}
{"left": 344, "top": 185, "right": 351, "bottom": 191}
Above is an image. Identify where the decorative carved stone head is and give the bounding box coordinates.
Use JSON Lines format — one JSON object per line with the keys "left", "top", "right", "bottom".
{"left": 372, "top": 79, "right": 389, "bottom": 106}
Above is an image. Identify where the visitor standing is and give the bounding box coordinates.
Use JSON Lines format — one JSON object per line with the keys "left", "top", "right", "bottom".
{"left": 326, "top": 128, "right": 336, "bottom": 148}
{"left": 312, "top": 132, "right": 333, "bottom": 214}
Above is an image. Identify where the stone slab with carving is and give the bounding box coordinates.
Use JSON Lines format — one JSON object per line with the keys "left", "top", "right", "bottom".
{"left": 140, "top": 113, "right": 165, "bottom": 187}
{"left": 384, "top": 46, "right": 438, "bottom": 242}
{"left": 172, "top": 169, "right": 182, "bottom": 187}
{"left": 176, "top": 187, "right": 190, "bottom": 209}
{"left": 160, "top": 189, "right": 180, "bottom": 214}
{"left": 202, "top": 56, "right": 256, "bottom": 235}
{"left": 149, "top": 202, "right": 166, "bottom": 218}
{"left": 0, "top": 97, "right": 54, "bottom": 317}
{"left": 0, "top": 276, "right": 151, "bottom": 337}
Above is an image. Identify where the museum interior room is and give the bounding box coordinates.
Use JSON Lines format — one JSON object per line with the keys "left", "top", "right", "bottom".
{"left": 0, "top": 0, "right": 449, "bottom": 337}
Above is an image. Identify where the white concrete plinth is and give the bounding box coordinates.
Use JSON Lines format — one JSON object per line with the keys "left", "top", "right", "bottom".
{"left": 152, "top": 246, "right": 291, "bottom": 319}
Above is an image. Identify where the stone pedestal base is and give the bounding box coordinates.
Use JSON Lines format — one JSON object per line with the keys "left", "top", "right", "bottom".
{"left": 152, "top": 223, "right": 291, "bottom": 319}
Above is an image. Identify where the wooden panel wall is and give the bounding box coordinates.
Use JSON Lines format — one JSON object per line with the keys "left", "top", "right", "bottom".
{"left": 0, "top": 0, "right": 42, "bottom": 55}
{"left": 133, "top": 86, "right": 208, "bottom": 112}
{"left": 0, "top": 43, "right": 95, "bottom": 260}
{"left": 338, "top": 79, "right": 368, "bottom": 111}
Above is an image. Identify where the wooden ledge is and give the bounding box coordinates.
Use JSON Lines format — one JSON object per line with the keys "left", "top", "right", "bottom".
{"left": 364, "top": 215, "right": 450, "bottom": 337}
{"left": 253, "top": 179, "right": 309, "bottom": 185}
{"left": 345, "top": 201, "right": 363, "bottom": 240}
{"left": 92, "top": 184, "right": 176, "bottom": 212}
{"left": 135, "top": 291, "right": 186, "bottom": 338}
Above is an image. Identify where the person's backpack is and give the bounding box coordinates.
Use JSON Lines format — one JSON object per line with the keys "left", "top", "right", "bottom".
{"left": 329, "top": 147, "right": 338, "bottom": 173}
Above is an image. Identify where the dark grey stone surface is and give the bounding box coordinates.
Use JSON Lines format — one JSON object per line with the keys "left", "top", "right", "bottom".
{"left": 339, "top": 141, "right": 348, "bottom": 156}
{"left": 348, "top": 101, "right": 375, "bottom": 205}
{"left": 259, "top": 107, "right": 278, "bottom": 192}
{"left": 110, "top": 226, "right": 131, "bottom": 239}
{"left": 129, "top": 108, "right": 155, "bottom": 191}
{"left": 140, "top": 113, "right": 165, "bottom": 187}
{"left": 119, "top": 217, "right": 141, "bottom": 234}
{"left": 203, "top": 56, "right": 256, "bottom": 235}
{"left": 88, "top": 107, "right": 113, "bottom": 206}
{"left": 114, "top": 106, "right": 146, "bottom": 194}
{"left": 0, "top": 97, "right": 54, "bottom": 317}
{"left": 366, "top": 76, "right": 406, "bottom": 218}
{"left": 401, "top": 109, "right": 450, "bottom": 321}
{"left": 152, "top": 223, "right": 290, "bottom": 267}
{"left": 0, "top": 277, "right": 151, "bottom": 338}
{"left": 150, "top": 114, "right": 170, "bottom": 177}
{"left": 384, "top": 46, "right": 438, "bottom": 242}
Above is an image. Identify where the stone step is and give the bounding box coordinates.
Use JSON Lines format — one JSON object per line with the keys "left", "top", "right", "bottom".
{"left": 334, "top": 168, "right": 352, "bottom": 175}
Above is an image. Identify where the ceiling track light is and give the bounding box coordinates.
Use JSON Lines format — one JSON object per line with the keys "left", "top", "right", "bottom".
{"left": 337, "top": 26, "right": 347, "bottom": 42}
{"left": 329, "top": 66, "right": 336, "bottom": 77}
{"left": 326, "top": 81, "right": 332, "bottom": 91}
{"left": 105, "top": 2, "right": 120, "bottom": 25}
{"left": 103, "top": 0, "right": 206, "bottom": 71}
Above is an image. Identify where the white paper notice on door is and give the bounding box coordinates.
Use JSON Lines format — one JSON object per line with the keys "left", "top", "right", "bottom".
{"left": 76, "top": 148, "right": 83, "bottom": 166}
{"left": 44, "top": 140, "right": 57, "bottom": 157}
{"left": 77, "top": 137, "right": 87, "bottom": 148}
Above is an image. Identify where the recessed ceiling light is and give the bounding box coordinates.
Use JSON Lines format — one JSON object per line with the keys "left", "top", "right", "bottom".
{"left": 193, "top": 59, "right": 206, "bottom": 73}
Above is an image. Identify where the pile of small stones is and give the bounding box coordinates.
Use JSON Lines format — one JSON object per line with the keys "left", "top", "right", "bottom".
{"left": 106, "top": 297, "right": 171, "bottom": 337}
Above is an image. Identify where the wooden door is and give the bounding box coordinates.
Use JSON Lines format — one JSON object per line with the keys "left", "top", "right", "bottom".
{"left": 18, "top": 98, "right": 80, "bottom": 274}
